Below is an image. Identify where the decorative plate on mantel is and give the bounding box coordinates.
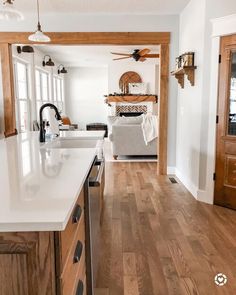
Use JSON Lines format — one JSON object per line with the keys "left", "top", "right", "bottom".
{"left": 119, "top": 71, "right": 142, "bottom": 94}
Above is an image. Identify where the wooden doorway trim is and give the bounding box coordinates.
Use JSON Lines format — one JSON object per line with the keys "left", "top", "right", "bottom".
{"left": 214, "top": 34, "right": 236, "bottom": 208}
{"left": 0, "top": 32, "right": 170, "bottom": 175}
{"left": 0, "top": 43, "right": 17, "bottom": 137}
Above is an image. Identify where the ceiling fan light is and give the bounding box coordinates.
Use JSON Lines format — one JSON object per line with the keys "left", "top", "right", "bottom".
{"left": 0, "top": 1, "right": 24, "bottom": 20}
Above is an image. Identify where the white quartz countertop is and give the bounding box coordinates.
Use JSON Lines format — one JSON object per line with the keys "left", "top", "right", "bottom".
{"left": 59, "top": 130, "right": 105, "bottom": 140}
{"left": 0, "top": 132, "right": 96, "bottom": 232}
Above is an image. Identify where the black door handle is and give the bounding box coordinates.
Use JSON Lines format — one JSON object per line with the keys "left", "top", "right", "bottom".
{"left": 72, "top": 205, "right": 82, "bottom": 224}
{"left": 76, "top": 280, "right": 84, "bottom": 295}
{"left": 73, "top": 241, "right": 83, "bottom": 264}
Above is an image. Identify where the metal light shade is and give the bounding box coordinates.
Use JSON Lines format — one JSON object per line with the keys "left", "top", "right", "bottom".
{"left": 17, "top": 45, "right": 34, "bottom": 54}
{"left": 0, "top": 1, "right": 24, "bottom": 20}
{"left": 60, "top": 67, "right": 67, "bottom": 74}
{"left": 28, "top": 23, "right": 51, "bottom": 43}
{"left": 45, "top": 58, "right": 54, "bottom": 66}
{"left": 58, "top": 64, "right": 68, "bottom": 74}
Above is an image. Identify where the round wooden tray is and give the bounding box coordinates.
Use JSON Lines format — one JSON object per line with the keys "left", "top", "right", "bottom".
{"left": 119, "top": 71, "right": 142, "bottom": 94}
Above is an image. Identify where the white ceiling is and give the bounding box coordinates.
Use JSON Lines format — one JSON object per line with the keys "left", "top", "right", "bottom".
{"left": 11, "top": 0, "right": 190, "bottom": 15}
{"left": 34, "top": 45, "right": 160, "bottom": 67}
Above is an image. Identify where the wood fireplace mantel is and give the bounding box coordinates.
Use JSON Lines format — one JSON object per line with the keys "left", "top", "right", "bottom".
{"left": 105, "top": 95, "right": 158, "bottom": 104}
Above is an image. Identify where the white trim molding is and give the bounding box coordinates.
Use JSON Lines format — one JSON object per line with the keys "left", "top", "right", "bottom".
{"left": 167, "top": 166, "right": 176, "bottom": 175}
{"left": 175, "top": 168, "right": 198, "bottom": 199}
{"left": 211, "top": 14, "right": 236, "bottom": 37}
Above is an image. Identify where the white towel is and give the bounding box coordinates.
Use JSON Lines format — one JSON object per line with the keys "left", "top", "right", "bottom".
{"left": 141, "top": 113, "right": 158, "bottom": 145}
{"left": 47, "top": 108, "right": 60, "bottom": 136}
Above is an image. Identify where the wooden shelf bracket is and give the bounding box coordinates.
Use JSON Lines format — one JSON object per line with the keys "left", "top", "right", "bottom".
{"left": 171, "top": 66, "right": 197, "bottom": 89}
{"left": 174, "top": 73, "right": 184, "bottom": 88}
{"left": 184, "top": 67, "right": 195, "bottom": 86}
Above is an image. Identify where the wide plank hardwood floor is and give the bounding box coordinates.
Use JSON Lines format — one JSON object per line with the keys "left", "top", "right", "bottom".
{"left": 95, "top": 162, "right": 236, "bottom": 295}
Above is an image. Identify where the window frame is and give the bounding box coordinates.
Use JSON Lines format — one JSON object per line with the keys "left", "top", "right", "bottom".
{"left": 35, "top": 67, "right": 51, "bottom": 119}
{"left": 14, "top": 59, "right": 31, "bottom": 133}
{"left": 53, "top": 75, "right": 64, "bottom": 113}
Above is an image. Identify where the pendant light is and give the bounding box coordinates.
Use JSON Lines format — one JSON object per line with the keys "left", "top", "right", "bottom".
{"left": 0, "top": 0, "right": 24, "bottom": 20}
{"left": 28, "top": 0, "right": 50, "bottom": 43}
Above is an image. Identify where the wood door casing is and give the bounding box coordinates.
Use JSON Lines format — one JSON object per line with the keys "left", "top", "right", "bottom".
{"left": 0, "top": 44, "right": 17, "bottom": 137}
{"left": 214, "top": 34, "right": 236, "bottom": 209}
{"left": 0, "top": 32, "right": 169, "bottom": 175}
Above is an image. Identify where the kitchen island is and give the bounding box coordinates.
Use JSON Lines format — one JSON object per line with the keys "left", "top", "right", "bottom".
{"left": 0, "top": 132, "right": 104, "bottom": 295}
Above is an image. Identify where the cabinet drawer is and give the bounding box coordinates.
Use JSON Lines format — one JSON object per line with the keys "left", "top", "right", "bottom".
{"left": 60, "top": 188, "right": 84, "bottom": 268}
{"left": 61, "top": 221, "right": 85, "bottom": 295}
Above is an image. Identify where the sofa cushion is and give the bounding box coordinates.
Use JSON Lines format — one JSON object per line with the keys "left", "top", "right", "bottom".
{"left": 107, "top": 116, "right": 119, "bottom": 127}
{"left": 115, "top": 115, "right": 143, "bottom": 125}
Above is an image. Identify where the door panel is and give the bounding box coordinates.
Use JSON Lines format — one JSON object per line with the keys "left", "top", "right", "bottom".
{"left": 214, "top": 34, "right": 236, "bottom": 209}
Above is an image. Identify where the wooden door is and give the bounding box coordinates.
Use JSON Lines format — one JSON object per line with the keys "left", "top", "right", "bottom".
{"left": 215, "top": 34, "right": 236, "bottom": 209}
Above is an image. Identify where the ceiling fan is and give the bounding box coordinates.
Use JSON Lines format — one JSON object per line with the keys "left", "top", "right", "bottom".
{"left": 111, "top": 48, "right": 159, "bottom": 62}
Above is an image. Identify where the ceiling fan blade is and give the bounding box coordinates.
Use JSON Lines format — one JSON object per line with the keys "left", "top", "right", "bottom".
{"left": 139, "top": 57, "right": 146, "bottom": 62}
{"left": 138, "top": 48, "right": 151, "bottom": 56}
{"left": 111, "top": 52, "right": 131, "bottom": 56}
{"left": 113, "top": 57, "right": 131, "bottom": 61}
{"left": 143, "top": 54, "right": 160, "bottom": 58}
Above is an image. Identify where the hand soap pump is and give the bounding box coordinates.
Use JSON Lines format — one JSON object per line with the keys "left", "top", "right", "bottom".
{"left": 45, "top": 121, "right": 51, "bottom": 140}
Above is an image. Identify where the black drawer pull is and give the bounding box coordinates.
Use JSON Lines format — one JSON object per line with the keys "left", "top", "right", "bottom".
{"left": 72, "top": 205, "right": 82, "bottom": 224}
{"left": 73, "top": 241, "right": 83, "bottom": 264}
{"left": 76, "top": 280, "right": 84, "bottom": 295}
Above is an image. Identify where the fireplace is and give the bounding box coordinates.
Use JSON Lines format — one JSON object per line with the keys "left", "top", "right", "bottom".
{"left": 116, "top": 105, "right": 147, "bottom": 116}
{"left": 119, "top": 112, "right": 143, "bottom": 117}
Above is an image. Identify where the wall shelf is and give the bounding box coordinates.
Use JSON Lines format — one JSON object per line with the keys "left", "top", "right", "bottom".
{"left": 171, "top": 66, "right": 197, "bottom": 88}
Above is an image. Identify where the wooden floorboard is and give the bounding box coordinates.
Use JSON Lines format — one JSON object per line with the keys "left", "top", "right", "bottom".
{"left": 95, "top": 162, "right": 236, "bottom": 295}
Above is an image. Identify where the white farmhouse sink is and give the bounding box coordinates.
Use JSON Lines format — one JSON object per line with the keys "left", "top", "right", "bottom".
{"left": 41, "top": 137, "right": 104, "bottom": 159}
{"left": 42, "top": 138, "right": 102, "bottom": 149}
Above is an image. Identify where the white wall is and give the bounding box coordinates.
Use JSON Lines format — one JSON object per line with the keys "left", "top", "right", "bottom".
{"left": 0, "top": 14, "right": 179, "bottom": 168}
{"left": 65, "top": 67, "right": 108, "bottom": 130}
{"left": 175, "top": 0, "right": 206, "bottom": 197}
{"left": 176, "top": 0, "right": 236, "bottom": 203}
{"left": 108, "top": 63, "right": 158, "bottom": 94}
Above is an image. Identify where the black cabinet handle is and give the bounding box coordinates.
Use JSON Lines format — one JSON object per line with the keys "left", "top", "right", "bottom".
{"left": 89, "top": 159, "right": 104, "bottom": 187}
{"left": 76, "top": 280, "right": 84, "bottom": 295}
{"left": 73, "top": 241, "right": 83, "bottom": 264}
{"left": 72, "top": 205, "right": 82, "bottom": 224}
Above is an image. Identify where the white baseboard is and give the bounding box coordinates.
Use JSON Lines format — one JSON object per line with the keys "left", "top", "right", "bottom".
{"left": 197, "top": 189, "right": 214, "bottom": 204}
{"left": 167, "top": 166, "right": 176, "bottom": 174}
{"left": 175, "top": 168, "right": 198, "bottom": 199}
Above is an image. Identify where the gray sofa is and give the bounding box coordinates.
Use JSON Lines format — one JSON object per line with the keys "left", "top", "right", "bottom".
{"left": 109, "top": 117, "right": 157, "bottom": 159}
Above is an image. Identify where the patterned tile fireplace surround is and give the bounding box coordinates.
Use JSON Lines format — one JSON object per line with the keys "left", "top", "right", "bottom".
{"left": 110, "top": 102, "right": 155, "bottom": 116}
{"left": 116, "top": 105, "right": 148, "bottom": 116}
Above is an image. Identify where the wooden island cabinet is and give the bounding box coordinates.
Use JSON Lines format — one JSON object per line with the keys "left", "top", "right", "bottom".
{"left": 0, "top": 188, "right": 87, "bottom": 295}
